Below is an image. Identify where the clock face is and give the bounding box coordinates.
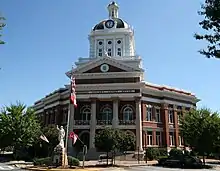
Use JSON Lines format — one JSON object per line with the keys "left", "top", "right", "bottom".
{"left": 100, "top": 64, "right": 109, "bottom": 72}
{"left": 105, "top": 20, "right": 115, "bottom": 28}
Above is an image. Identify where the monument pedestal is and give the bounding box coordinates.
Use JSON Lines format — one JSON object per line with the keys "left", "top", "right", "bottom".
{"left": 52, "top": 144, "right": 68, "bottom": 167}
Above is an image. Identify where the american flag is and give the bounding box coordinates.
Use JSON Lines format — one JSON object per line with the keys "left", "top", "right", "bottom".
{"left": 70, "top": 74, "right": 77, "bottom": 107}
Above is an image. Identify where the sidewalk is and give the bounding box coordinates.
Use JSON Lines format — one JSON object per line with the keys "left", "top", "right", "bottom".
{"left": 80, "top": 160, "right": 157, "bottom": 167}
{"left": 26, "top": 160, "right": 157, "bottom": 171}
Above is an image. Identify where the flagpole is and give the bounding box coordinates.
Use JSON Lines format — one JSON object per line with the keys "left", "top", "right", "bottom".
{"left": 64, "top": 66, "right": 73, "bottom": 167}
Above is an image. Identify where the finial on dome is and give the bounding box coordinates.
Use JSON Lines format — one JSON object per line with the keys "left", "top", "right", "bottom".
{"left": 107, "top": 1, "right": 119, "bottom": 19}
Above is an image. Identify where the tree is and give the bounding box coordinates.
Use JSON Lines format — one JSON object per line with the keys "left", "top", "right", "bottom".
{"left": 179, "top": 108, "right": 220, "bottom": 164}
{"left": 30, "top": 125, "right": 59, "bottom": 158}
{"left": 0, "top": 15, "right": 5, "bottom": 44}
{"left": 194, "top": 0, "right": 220, "bottom": 58}
{"left": 119, "top": 131, "right": 135, "bottom": 156}
{"left": 95, "top": 128, "right": 119, "bottom": 158}
{"left": 0, "top": 103, "right": 41, "bottom": 159}
{"left": 95, "top": 128, "right": 135, "bottom": 164}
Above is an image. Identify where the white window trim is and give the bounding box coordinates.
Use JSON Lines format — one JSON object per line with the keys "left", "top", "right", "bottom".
{"left": 168, "top": 109, "right": 174, "bottom": 124}
{"left": 169, "top": 133, "right": 175, "bottom": 146}
{"left": 179, "top": 135, "right": 183, "bottom": 146}
{"left": 156, "top": 132, "right": 161, "bottom": 146}
{"left": 147, "top": 133, "right": 153, "bottom": 146}
{"left": 155, "top": 108, "right": 161, "bottom": 122}
{"left": 146, "top": 105, "right": 153, "bottom": 121}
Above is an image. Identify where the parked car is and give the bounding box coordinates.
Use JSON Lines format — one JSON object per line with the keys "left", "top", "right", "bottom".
{"left": 158, "top": 155, "right": 202, "bottom": 169}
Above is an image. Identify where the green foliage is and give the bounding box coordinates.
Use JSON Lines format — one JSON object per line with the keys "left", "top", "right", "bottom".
{"left": 95, "top": 128, "right": 135, "bottom": 153}
{"left": 195, "top": 0, "right": 220, "bottom": 58}
{"left": 95, "top": 128, "right": 119, "bottom": 152}
{"left": 67, "top": 156, "right": 80, "bottom": 166}
{"left": 33, "top": 157, "right": 52, "bottom": 166}
{"left": 31, "top": 125, "right": 59, "bottom": 158}
{"left": 0, "top": 103, "right": 41, "bottom": 159}
{"left": 119, "top": 131, "right": 135, "bottom": 152}
{"left": 145, "top": 148, "right": 160, "bottom": 160}
{"left": 145, "top": 148, "right": 168, "bottom": 161}
{"left": 169, "top": 148, "right": 183, "bottom": 159}
{"left": 179, "top": 108, "right": 220, "bottom": 164}
{"left": 158, "top": 148, "right": 168, "bottom": 156}
{"left": 0, "top": 15, "right": 5, "bottom": 44}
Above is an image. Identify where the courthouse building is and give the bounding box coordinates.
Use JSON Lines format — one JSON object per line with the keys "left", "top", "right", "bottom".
{"left": 33, "top": 2, "right": 199, "bottom": 156}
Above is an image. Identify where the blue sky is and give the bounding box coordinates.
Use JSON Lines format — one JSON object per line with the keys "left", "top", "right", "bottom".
{"left": 0, "top": 0, "right": 219, "bottom": 111}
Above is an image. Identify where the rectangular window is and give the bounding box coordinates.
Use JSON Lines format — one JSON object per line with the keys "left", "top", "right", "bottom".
{"left": 146, "top": 105, "right": 152, "bottom": 121}
{"left": 117, "top": 48, "right": 121, "bottom": 56}
{"left": 168, "top": 110, "right": 174, "bottom": 123}
{"left": 107, "top": 48, "right": 112, "bottom": 56}
{"left": 98, "top": 49, "right": 102, "bottom": 57}
{"left": 177, "top": 111, "right": 182, "bottom": 124}
{"left": 156, "top": 132, "right": 161, "bottom": 146}
{"left": 147, "top": 131, "right": 153, "bottom": 146}
{"left": 179, "top": 135, "right": 182, "bottom": 146}
{"left": 155, "top": 108, "right": 161, "bottom": 122}
{"left": 169, "top": 132, "right": 175, "bottom": 146}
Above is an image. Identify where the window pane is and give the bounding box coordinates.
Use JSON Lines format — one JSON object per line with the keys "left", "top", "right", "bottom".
{"left": 146, "top": 106, "right": 152, "bottom": 121}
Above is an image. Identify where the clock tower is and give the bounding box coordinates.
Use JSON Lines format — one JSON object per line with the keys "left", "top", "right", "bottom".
{"left": 83, "top": 1, "right": 136, "bottom": 62}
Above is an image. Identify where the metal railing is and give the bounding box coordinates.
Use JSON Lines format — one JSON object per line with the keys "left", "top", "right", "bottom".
{"left": 74, "top": 120, "right": 90, "bottom": 125}
{"left": 97, "top": 120, "right": 112, "bottom": 125}
{"left": 119, "top": 120, "right": 136, "bottom": 125}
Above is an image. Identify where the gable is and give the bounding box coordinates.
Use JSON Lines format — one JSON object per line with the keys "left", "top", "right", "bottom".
{"left": 84, "top": 63, "right": 126, "bottom": 73}
{"left": 72, "top": 56, "right": 142, "bottom": 74}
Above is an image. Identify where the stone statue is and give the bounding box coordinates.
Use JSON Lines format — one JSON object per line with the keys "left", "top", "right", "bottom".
{"left": 57, "top": 125, "right": 65, "bottom": 148}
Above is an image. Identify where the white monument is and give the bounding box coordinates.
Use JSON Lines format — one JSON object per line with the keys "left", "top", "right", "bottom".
{"left": 57, "top": 125, "right": 65, "bottom": 148}
{"left": 52, "top": 125, "right": 68, "bottom": 167}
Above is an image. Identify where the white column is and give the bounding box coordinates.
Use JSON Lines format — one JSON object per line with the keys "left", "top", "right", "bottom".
{"left": 135, "top": 97, "right": 143, "bottom": 151}
{"left": 90, "top": 99, "right": 96, "bottom": 149}
{"left": 67, "top": 104, "right": 75, "bottom": 155}
{"left": 112, "top": 98, "right": 119, "bottom": 128}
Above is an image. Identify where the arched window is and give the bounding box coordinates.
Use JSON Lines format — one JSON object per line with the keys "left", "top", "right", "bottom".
{"left": 122, "top": 105, "right": 134, "bottom": 121}
{"left": 101, "top": 106, "right": 112, "bottom": 121}
{"left": 80, "top": 105, "right": 91, "bottom": 120}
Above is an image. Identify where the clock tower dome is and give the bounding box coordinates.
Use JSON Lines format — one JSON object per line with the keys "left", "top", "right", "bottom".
{"left": 88, "top": 1, "right": 136, "bottom": 59}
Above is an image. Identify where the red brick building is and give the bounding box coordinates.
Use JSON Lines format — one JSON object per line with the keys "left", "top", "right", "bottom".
{"left": 33, "top": 2, "right": 199, "bottom": 158}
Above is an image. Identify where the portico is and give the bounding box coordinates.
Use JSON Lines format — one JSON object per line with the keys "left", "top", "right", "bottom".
{"left": 71, "top": 96, "right": 143, "bottom": 151}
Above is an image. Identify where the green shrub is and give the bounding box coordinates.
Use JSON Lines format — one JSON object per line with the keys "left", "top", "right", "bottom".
{"left": 158, "top": 148, "right": 168, "bottom": 156}
{"left": 157, "top": 155, "right": 168, "bottom": 160}
{"left": 169, "top": 148, "right": 183, "bottom": 159}
{"left": 145, "top": 148, "right": 159, "bottom": 160}
{"left": 68, "top": 156, "right": 80, "bottom": 166}
{"left": 33, "top": 157, "right": 52, "bottom": 166}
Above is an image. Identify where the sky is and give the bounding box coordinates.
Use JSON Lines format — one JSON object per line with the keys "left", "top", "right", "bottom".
{"left": 0, "top": 0, "right": 220, "bottom": 111}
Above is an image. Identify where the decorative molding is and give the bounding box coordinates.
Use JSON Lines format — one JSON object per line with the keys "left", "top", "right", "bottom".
{"left": 68, "top": 56, "right": 143, "bottom": 75}
{"left": 71, "top": 72, "right": 143, "bottom": 80}
{"left": 141, "top": 96, "right": 193, "bottom": 108}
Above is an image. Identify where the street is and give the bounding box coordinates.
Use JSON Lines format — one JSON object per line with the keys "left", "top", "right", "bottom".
{"left": 99, "top": 165, "right": 218, "bottom": 171}
{"left": 0, "top": 163, "right": 25, "bottom": 171}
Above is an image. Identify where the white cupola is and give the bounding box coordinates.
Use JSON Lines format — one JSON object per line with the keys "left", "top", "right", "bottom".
{"left": 88, "top": 1, "right": 136, "bottom": 59}
{"left": 107, "top": 1, "right": 119, "bottom": 19}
